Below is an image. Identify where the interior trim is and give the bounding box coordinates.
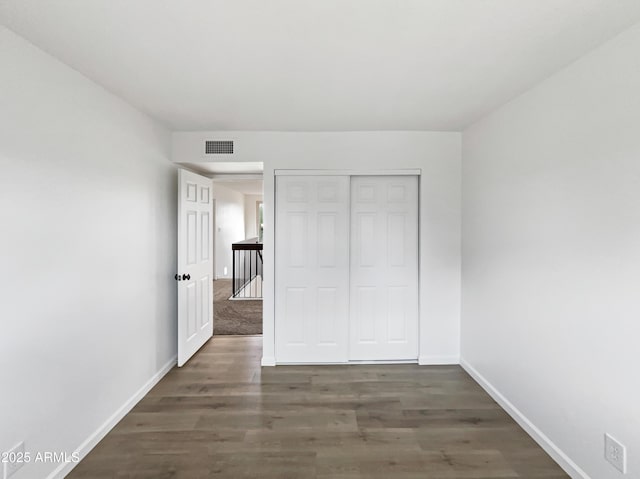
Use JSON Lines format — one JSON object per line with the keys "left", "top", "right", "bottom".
{"left": 274, "top": 169, "right": 421, "bottom": 176}
{"left": 460, "top": 358, "right": 590, "bottom": 479}
{"left": 47, "top": 355, "right": 178, "bottom": 479}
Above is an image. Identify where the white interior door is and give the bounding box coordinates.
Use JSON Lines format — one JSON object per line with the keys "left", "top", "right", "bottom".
{"left": 349, "top": 176, "right": 419, "bottom": 360}
{"left": 275, "top": 175, "right": 350, "bottom": 363}
{"left": 178, "top": 169, "right": 214, "bottom": 367}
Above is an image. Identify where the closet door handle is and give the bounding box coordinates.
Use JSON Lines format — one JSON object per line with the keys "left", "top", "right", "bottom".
{"left": 182, "top": 274, "right": 191, "bottom": 281}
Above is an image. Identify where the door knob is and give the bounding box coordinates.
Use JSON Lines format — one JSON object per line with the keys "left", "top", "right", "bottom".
{"left": 182, "top": 274, "right": 191, "bottom": 281}
{"left": 174, "top": 274, "right": 181, "bottom": 281}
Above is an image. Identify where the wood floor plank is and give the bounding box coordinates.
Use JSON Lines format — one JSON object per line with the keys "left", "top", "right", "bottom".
{"left": 67, "top": 336, "right": 568, "bottom": 479}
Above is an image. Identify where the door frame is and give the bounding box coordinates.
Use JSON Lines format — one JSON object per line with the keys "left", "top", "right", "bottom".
{"left": 272, "top": 168, "right": 421, "bottom": 365}
{"left": 275, "top": 169, "right": 421, "bottom": 176}
{"left": 211, "top": 198, "right": 216, "bottom": 279}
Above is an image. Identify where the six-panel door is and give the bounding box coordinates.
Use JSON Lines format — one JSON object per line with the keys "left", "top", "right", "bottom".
{"left": 178, "top": 169, "right": 214, "bottom": 367}
{"left": 275, "top": 176, "right": 350, "bottom": 363}
{"left": 349, "top": 176, "right": 419, "bottom": 360}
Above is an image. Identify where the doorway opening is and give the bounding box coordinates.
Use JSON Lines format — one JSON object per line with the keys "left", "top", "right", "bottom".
{"left": 181, "top": 161, "right": 264, "bottom": 337}
{"left": 211, "top": 176, "right": 263, "bottom": 335}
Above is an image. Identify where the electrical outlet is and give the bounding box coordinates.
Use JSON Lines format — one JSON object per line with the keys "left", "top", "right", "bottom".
{"left": 223, "top": 266, "right": 228, "bottom": 276}
{"left": 605, "top": 433, "right": 627, "bottom": 474}
{"left": 3, "top": 441, "right": 25, "bottom": 479}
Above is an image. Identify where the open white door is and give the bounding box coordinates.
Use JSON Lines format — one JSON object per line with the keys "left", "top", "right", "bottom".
{"left": 177, "top": 169, "right": 214, "bottom": 367}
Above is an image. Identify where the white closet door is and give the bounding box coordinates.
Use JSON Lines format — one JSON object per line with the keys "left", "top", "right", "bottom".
{"left": 349, "top": 176, "right": 419, "bottom": 360}
{"left": 275, "top": 176, "right": 350, "bottom": 363}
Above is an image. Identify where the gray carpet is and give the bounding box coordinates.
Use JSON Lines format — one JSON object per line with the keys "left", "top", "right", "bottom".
{"left": 213, "top": 279, "right": 262, "bottom": 335}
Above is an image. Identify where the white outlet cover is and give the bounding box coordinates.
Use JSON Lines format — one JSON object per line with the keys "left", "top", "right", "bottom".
{"left": 605, "top": 433, "right": 627, "bottom": 474}
{"left": 3, "top": 441, "right": 25, "bottom": 479}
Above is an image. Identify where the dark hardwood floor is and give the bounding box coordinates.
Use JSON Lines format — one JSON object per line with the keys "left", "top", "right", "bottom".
{"left": 68, "top": 336, "right": 568, "bottom": 478}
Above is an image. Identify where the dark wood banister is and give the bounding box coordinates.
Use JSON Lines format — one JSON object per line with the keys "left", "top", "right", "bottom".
{"left": 231, "top": 238, "right": 263, "bottom": 299}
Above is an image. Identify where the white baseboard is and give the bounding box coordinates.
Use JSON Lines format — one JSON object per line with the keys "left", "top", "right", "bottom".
{"left": 460, "top": 358, "right": 590, "bottom": 479}
{"left": 267, "top": 356, "right": 459, "bottom": 366}
{"left": 418, "top": 355, "right": 459, "bottom": 365}
{"left": 47, "top": 355, "right": 177, "bottom": 479}
{"left": 261, "top": 356, "right": 276, "bottom": 366}
{"left": 276, "top": 360, "right": 419, "bottom": 365}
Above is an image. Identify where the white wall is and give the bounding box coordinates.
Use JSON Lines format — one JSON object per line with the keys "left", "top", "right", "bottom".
{"left": 0, "top": 27, "right": 177, "bottom": 479}
{"left": 173, "top": 131, "right": 461, "bottom": 366}
{"left": 244, "top": 194, "right": 263, "bottom": 239}
{"left": 211, "top": 182, "right": 245, "bottom": 278}
{"left": 462, "top": 24, "right": 640, "bottom": 479}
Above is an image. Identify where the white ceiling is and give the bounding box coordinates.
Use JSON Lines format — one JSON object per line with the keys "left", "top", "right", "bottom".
{"left": 212, "top": 179, "right": 264, "bottom": 196}
{"left": 2, "top": 1, "right": 640, "bottom": 131}
{"left": 183, "top": 162, "right": 264, "bottom": 175}
{"left": 181, "top": 161, "right": 264, "bottom": 193}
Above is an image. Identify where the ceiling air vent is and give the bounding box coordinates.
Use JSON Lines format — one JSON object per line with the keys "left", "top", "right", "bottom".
{"left": 205, "top": 140, "right": 234, "bottom": 155}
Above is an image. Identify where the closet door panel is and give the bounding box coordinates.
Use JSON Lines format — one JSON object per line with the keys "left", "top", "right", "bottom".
{"left": 275, "top": 176, "right": 350, "bottom": 363}
{"left": 349, "top": 176, "right": 419, "bottom": 360}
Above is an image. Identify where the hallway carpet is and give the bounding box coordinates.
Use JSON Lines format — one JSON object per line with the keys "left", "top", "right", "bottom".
{"left": 213, "top": 279, "right": 262, "bottom": 335}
